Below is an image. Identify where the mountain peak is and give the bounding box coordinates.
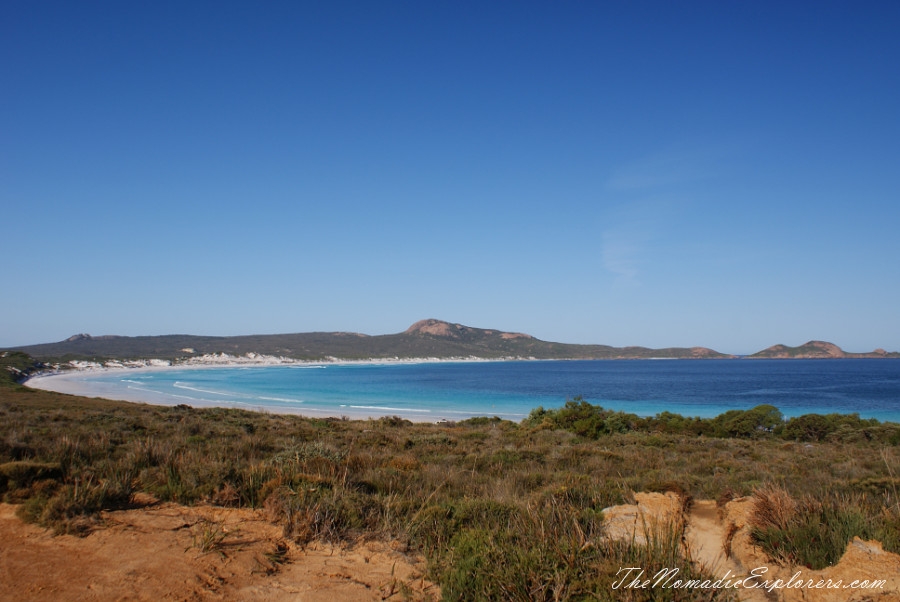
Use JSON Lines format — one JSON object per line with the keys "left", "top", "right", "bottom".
{"left": 64, "top": 333, "right": 122, "bottom": 343}
{"left": 405, "top": 319, "right": 457, "bottom": 336}
{"left": 405, "top": 319, "right": 533, "bottom": 340}
{"left": 751, "top": 340, "right": 847, "bottom": 358}
{"left": 802, "top": 341, "right": 843, "bottom": 355}
{"left": 65, "top": 334, "right": 93, "bottom": 342}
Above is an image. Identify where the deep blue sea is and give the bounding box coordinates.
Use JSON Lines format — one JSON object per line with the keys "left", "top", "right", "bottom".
{"left": 60, "top": 359, "right": 900, "bottom": 422}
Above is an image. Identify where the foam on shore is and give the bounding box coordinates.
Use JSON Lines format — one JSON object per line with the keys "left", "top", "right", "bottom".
{"left": 24, "top": 354, "right": 524, "bottom": 423}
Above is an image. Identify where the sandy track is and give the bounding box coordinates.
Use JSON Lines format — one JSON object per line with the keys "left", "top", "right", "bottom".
{"left": 684, "top": 500, "right": 770, "bottom": 602}
{"left": 0, "top": 501, "right": 437, "bottom": 601}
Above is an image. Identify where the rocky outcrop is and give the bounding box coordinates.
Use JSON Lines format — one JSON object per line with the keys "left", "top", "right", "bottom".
{"left": 601, "top": 491, "right": 684, "bottom": 544}
{"left": 602, "top": 493, "right": 900, "bottom": 601}
{"left": 405, "top": 319, "right": 533, "bottom": 340}
{"left": 65, "top": 333, "right": 123, "bottom": 342}
{"left": 750, "top": 341, "right": 899, "bottom": 359}
{"left": 405, "top": 319, "right": 461, "bottom": 337}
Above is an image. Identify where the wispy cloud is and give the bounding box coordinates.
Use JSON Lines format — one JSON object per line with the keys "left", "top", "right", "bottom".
{"left": 599, "top": 197, "right": 679, "bottom": 285}
{"left": 606, "top": 146, "right": 721, "bottom": 192}
{"left": 601, "top": 229, "right": 642, "bottom": 284}
{"left": 599, "top": 144, "right": 725, "bottom": 284}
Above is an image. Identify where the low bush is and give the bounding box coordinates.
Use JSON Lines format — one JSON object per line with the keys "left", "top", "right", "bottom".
{"left": 750, "top": 485, "right": 900, "bottom": 569}
{"left": 1, "top": 383, "right": 898, "bottom": 598}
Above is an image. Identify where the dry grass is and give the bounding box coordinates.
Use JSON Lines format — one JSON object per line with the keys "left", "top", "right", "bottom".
{"left": 749, "top": 483, "right": 900, "bottom": 569}
{"left": 2, "top": 384, "right": 899, "bottom": 599}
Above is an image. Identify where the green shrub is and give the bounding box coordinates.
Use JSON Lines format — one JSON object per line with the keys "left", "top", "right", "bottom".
{"left": 712, "top": 405, "right": 783, "bottom": 438}
{"left": 1, "top": 380, "right": 897, "bottom": 597}
{"left": 750, "top": 486, "right": 899, "bottom": 569}
{"left": 0, "top": 461, "right": 62, "bottom": 496}
{"left": 782, "top": 414, "right": 833, "bottom": 441}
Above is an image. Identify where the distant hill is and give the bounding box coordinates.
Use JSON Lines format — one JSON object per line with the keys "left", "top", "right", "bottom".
{"left": 749, "top": 340, "right": 900, "bottom": 359}
{"left": 5, "top": 318, "right": 731, "bottom": 362}
{"left": 7, "top": 321, "right": 896, "bottom": 363}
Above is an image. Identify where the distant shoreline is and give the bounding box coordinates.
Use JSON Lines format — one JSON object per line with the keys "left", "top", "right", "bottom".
{"left": 24, "top": 356, "right": 517, "bottom": 423}
{"left": 25, "top": 355, "right": 900, "bottom": 424}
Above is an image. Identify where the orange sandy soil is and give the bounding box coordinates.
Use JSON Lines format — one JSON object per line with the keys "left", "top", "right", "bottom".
{"left": 6, "top": 490, "right": 899, "bottom": 602}
{"left": 0, "top": 496, "right": 437, "bottom": 602}
{"left": 604, "top": 493, "right": 900, "bottom": 602}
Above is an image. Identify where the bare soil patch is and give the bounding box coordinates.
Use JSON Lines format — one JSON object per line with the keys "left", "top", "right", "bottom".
{"left": 0, "top": 499, "right": 437, "bottom": 601}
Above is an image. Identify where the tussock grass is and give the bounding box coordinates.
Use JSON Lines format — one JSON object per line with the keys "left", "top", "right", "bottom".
{"left": 1, "top": 383, "right": 898, "bottom": 598}
{"left": 189, "top": 519, "right": 228, "bottom": 555}
{"left": 750, "top": 484, "right": 900, "bottom": 569}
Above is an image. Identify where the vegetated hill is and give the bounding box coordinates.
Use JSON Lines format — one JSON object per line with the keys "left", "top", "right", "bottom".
{"left": 4, "top": 319, "right": 732, "bottom": 362}
{"left": 749, "top": 340, "right": 900, "bottom": 359}
{"left": 0, "top": 351, "right": 49, "bottom": 387}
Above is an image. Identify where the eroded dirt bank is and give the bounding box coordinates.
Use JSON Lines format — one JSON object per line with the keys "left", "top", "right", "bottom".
{"left": 0, "top": 500, "right": 437, "bottom": 601}
{"left": 603, "top": 492, "right": 900, "bottom": 602}
{"left": 4, "top": 492, "right": 899, "bottom": 601}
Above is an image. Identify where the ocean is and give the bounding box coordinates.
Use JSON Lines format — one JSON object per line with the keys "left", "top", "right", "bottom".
{"left": 37, "top": 359, "right": 900, "bottom": 423}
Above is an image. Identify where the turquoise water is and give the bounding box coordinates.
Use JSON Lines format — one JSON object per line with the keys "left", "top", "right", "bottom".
{"left": 57, "top": 359, "right": 900, "bottom": 422}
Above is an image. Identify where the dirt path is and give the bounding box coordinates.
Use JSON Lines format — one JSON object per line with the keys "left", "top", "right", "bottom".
{"left": 674, "top": 497, "right": 900, "bottom": 602}
{"left": 0, "top": 502, "right": 437, "bottom": 601}
{"left": 683, "top": 500, "right": 771, "bottom": 602}
{"left": 684, "top": 500, "right": 734, "bottom": 575}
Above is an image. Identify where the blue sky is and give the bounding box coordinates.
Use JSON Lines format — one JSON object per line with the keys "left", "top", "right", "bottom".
{"left": 2, "top": 1, "right": 898, "bottom": 355}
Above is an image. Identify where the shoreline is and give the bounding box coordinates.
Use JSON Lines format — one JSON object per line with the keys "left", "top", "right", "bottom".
{"left": 24, "top": 356, "right": 528, "bottom": 423}
{"left": 23, "top": 354, "right": 900, "bottom": 424}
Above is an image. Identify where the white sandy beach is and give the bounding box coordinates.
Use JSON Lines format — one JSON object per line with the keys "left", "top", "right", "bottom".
{"left": 24, "top": 354, "right": 520, "bottom": 423}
